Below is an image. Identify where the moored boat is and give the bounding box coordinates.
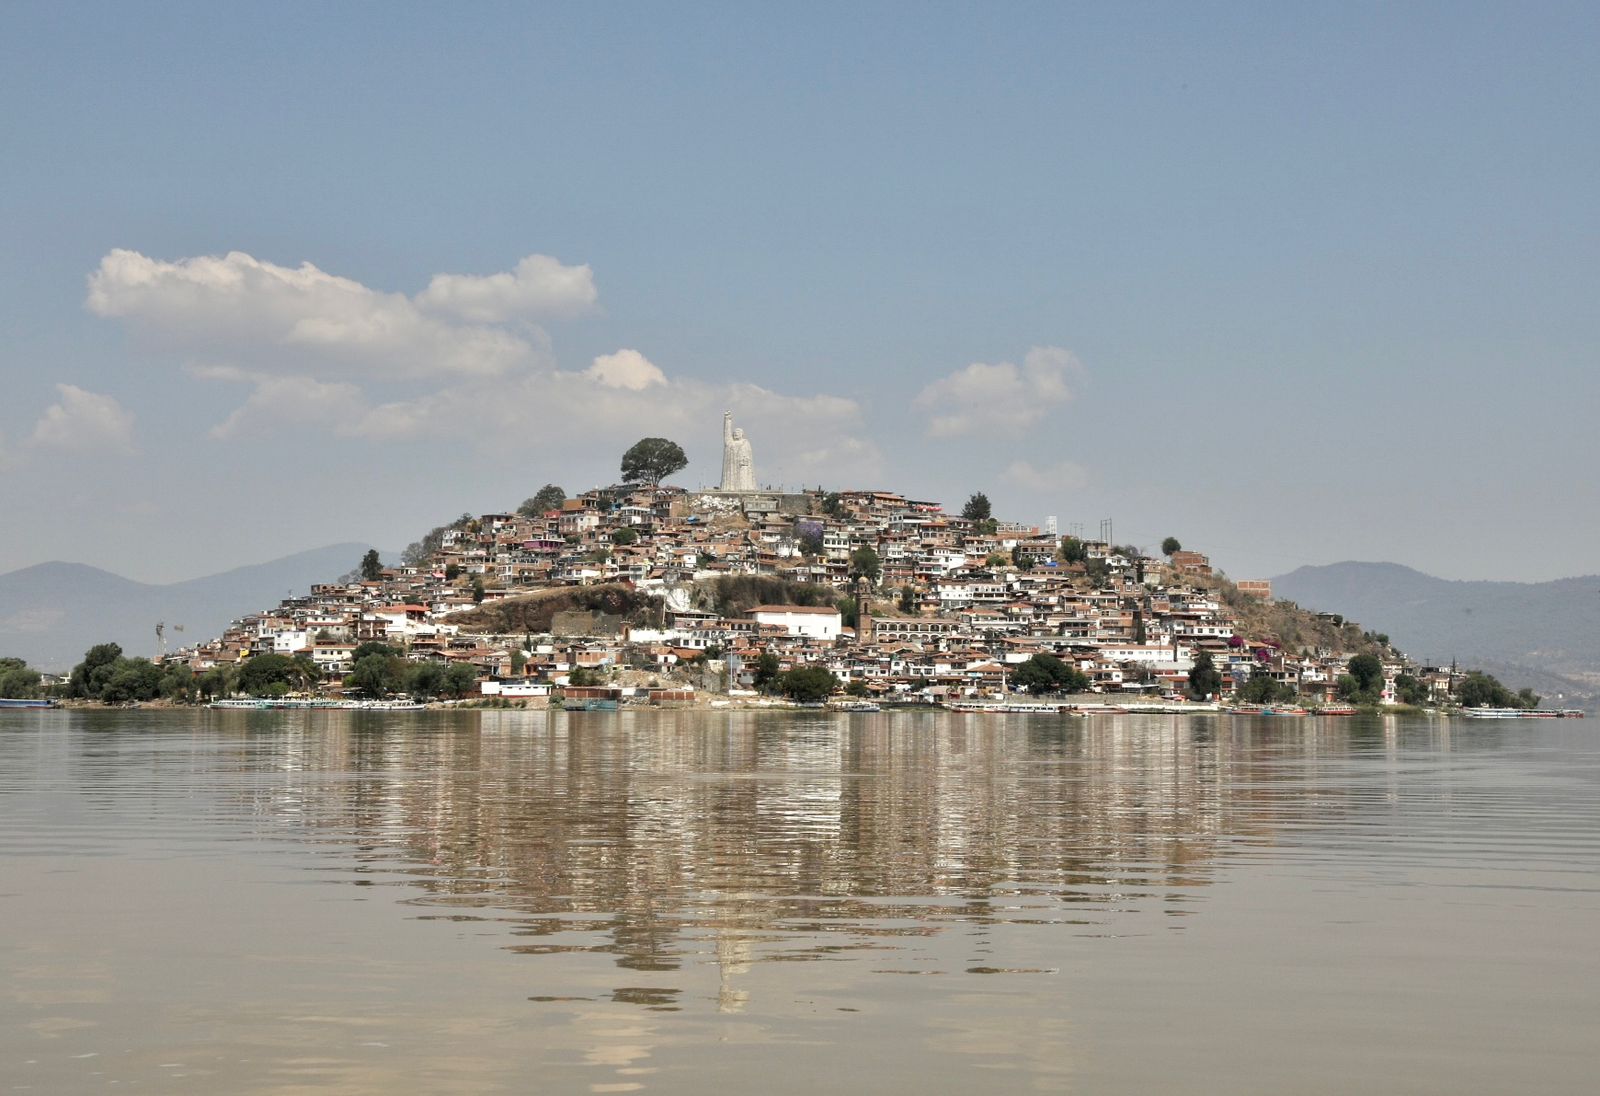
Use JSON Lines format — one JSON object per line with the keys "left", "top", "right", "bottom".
{"left": 0, "top": 697, "right": 58, "bottom": 709}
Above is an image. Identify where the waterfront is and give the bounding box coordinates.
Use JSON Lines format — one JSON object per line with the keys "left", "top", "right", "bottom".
{"left": 3, "top": 710, "right": 1597, "bottom": 1093}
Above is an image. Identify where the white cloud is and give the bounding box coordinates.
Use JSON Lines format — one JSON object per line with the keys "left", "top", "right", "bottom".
{"left": 1004, "top": 458, "right": 1090, "bottom": 493}
{"left": 913, "top": 345, "right": 1083, "bottom": 437}
{"left": 208, "top": 374, "right": 369, "bottom": 439}
{"left": 416, "top": 254, "right": 597, "bottom": 322}
{"left": 83, "top": 248, "right": 880, "bottom": 485}
{"left": 27, "top": 385, "right": 137, "bottom": 453}
{"left": 335, "top": 365, "right": 880, "bottom": 485}
{"left": 586, "top": 348, "right": 667, "bottom": 390}
{"left": 87, "top": 248, "right": 553, "bottom": 380}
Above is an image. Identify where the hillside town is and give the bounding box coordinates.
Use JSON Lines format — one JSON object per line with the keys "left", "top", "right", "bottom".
{"left": 131, "top": 416, "right": 1482, "bottom": 713}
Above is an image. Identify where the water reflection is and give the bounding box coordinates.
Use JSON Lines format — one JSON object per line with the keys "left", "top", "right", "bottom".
{"left": 201, "top": 710, "right": 1469, "bottom": 1004}
{"left": 5, "top": 709, "right": 1599, "bottom": 1096}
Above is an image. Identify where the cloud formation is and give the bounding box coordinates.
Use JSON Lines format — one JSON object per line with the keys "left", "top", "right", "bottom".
{"left": 87, "top": 248, "right": 882, "bottom": 486}
{"left": 586, "top": 348, "right": 667, "bottom": 390}
{"left": 27, "top": 384, "right": 137, "bottom": 453}
{"left": 1004, "top": 458, "right": 1089, "bottom": 493}
{"left": 913, "top": 345, "right": 1083, "bottom": 437}
{"left": 416, "top": 254, "right": 597, "bottom": 322}
{"left": 87, "top": 248, "right": 554, "bottom": 380}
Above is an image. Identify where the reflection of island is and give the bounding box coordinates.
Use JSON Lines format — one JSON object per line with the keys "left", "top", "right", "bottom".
{"left": 235, "top": 712, "right": 1391, "bottom": 1004}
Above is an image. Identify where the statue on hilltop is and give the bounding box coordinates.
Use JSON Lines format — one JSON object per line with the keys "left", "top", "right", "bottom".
{"left": 720, "top": 411, "right": 756, "bottom": 492}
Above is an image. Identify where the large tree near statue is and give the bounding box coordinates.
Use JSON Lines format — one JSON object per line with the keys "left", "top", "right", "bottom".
{"left": 620, "top": 438, "right": 688, "bottom": 487}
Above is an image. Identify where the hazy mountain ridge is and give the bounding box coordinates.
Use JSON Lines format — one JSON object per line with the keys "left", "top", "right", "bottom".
{"left": 0, "top": 544, "right": 374, "bottom": 672}
{"left": 1272, "top": 561, "right": 1600, "bottom": 704}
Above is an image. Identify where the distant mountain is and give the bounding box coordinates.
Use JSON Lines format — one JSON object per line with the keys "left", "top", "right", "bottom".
{"left": 0, "top": 543, "right": 374, "bottom": 672}
{"left": 1272, "top": 562, "right": 1600, "bottom": 705}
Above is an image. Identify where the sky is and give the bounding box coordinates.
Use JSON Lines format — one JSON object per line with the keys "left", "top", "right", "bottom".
{"left": 2, "top": 1, "right": 1597, "bottom": 585}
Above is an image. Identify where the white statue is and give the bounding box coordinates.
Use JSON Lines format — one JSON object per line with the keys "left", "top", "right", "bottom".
{"left": 720, "top": 411, "right": 756, "bottom": 492}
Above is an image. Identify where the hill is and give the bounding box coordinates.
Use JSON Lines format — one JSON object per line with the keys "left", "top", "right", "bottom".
{"left": 1272, "top": 562, "right": 1600, "bottom": 705}
{"left": 0, "top": 544, "right": 375, "bottom": 672}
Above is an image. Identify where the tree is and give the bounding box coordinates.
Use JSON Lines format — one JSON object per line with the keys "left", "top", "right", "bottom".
{"left": 898, "top": 585, "right": 917, "bottom": 613}
{"left": 349, "top": 653, "right": 406, "bottom": 698}
{"left": 443, "top": 663, "right": 480, "bottom": 698}
{"left": 359, "top": 549, "right": 384, "bottom": 582}
{"left": 779, "top": 664, "right": 838, "bottom": 702}
{"left": 1456, "top": 671, "right": 1535, "bottom": 709}
{"left": 846, "top": 679, "right": 870, "bottom": 697}
{"left": 849, "top": 546, "right": 881, "bottom": 585}
{"left": 69, "top": 642, "right": 124, "bottom": 698}
{"left": 471, "top": 577, "right": 486, "bottom": 604}
{"left": 1161, "top": 536, "right": 1182, "bottom": 557}
{"left": 1059, "top": 537, "right": 1087, "bottom": 565}
{"left": 961, "top": 492, "right": 992, "bottom": 522}
{"left": 620, "top": 437, "right": 688, "bottom": 486}
{"left": 822, "top": 492, "right": 846, "bottom": 519}
{"left": 519, "top": 484, "right": 566, "bottom": 517}
{"left": 1347, "top": 653, "right": 1384, "bottom": 700}
{"left": 612, "top": 527, "right": 639, "bottom": 546}
{"left": 406, "top": 662, "right": 446, "bottom": 699}
{"left": 353, "top": 641, "right": 402, "bottom": 662}
{"left": 1394, "top": 673, "right": 1429, "bottom": 706}
{"left": 0, "top": 657, "right": 42, "bottom": 699}
{"left": 1187, "top": 650, "right": 1222, "bottom": 700}
{"left": 237, "top": 654, "right": 318, "bottom": 698}
{"left": 1238, "top": 668, "right": 1294, "bottom": 704}
{"left": 1011, "top": 653, "right": 1090, "bottom": 694}
{"left": 752, "top": 652, "right": 782, "bottom": 693}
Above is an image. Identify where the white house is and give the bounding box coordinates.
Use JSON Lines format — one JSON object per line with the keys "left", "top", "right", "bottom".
{"left": 747, "top": 604, "right": 843, "bottom": 640}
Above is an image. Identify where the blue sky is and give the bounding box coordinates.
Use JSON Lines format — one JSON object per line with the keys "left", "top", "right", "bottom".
{"left": 2, "top": 2, "right": 1596, "bottom": 583}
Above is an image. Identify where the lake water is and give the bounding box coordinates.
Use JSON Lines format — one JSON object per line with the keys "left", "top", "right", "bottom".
{"left": 2, "top": 709, "right": 1597, "bottom": 1094}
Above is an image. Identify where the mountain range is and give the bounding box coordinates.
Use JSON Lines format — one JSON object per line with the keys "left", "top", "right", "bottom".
{"left": 0, "top": 543, "right": 374, "bottom": 672}
{"left": 1272, "top": 562, "right": 1600, "bottom": 706}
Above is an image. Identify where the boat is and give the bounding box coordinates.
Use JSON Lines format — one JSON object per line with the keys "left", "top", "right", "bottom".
{"left": 831, "top": 701, "right": 882, "bottom": 713}
{"left": 1317, "top": 704, "right": 1358, "bottom": 716}
{"left": 563, "top": 698, "right": 619, "bottom": 711}
{"left": 0, "top": 697, "right": 58, "bottom": 709}
{"left": 1462, "top": 707, "right": 1586, "bottom": 719}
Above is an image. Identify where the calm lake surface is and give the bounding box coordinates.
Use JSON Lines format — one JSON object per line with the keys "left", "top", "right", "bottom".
{"left": 3, "top": 709, "right": 1598, "bottom": 1094}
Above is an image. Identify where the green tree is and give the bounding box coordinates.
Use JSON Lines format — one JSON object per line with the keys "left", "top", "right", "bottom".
{"left": 359, "top": 548, "right": 384, "bottom": 582}
{"left": 69, "top": 642, "right": 125, "bottom": 699}
{"left": 99, "top": 659, "right": 164, "bottom": 703}
{"left": 620, "top": 437, "right": 688, "bottom": 486}
{"left": 846, "top": 679, "right": 870, "bottom": 697}
{"left": 752, "top": 651, "right": 782, "bottom": 693}
{"left": 1238, "top": 669, "right": 1294, "bottom": 704}
{"left": 961, "top": 492, "right": 992, "bottom": 521}
{"left": 1187, "top": 650, "right": 1222, "bottom": 700}
{"left": 471, "top": 577, "right": 486, "bottom": 604}
{"left": 568, "top": 667, "right": 603, "bottom": 687}
{"left": 1059, "top": 536, "right": 1087, "bottom": 565}
{"left": 837, "top": 595, "right": 858, "bottom": 630}
{"left": 519, "top": 484, "right": 566, "bottom": 517}
{"left": 1161, "top": 536, "right": 1182, "bottom": 556}
{"left": 0, "top": 657, "right": 42, "bottom": 699}
{"left": 612, "top": 526, "right": 639, "bottom": 546}
{"left": 1456, "top": 671, "right": 1535, "bottom": 709}
{"left": 822, "top": 492, "right": 845, "bottom": 519}
{"left": 349, "top": 654, "right": 406, "bottom": 697}
{"left": 353, "top": 641, "right": 402, "bottom": 662}
{"left": 849, "top": 546, "right": 881, "bottom": 585}
{"left": 779, "top": 664, "right": 838, "bottom": 702}
{"left": 405, "top": 662, "right": 446, "bottom": 699}
{"left": 1011, "top": 653, "right": 1090, "bottom": 694}
{"left": 1347, "top": 653, "right": 1384, "bottom": 700}
{"left": 898, "top": 585, "right": 917, "bottom": 613}
{"left": 1394, "top": 673, "right": 1429, "bottom": 706}
{"left": 237, "top": 654, "right": 318, "bottom": 697}
{"left": 443, "top": 663, "right": 480, "bottom": 698}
